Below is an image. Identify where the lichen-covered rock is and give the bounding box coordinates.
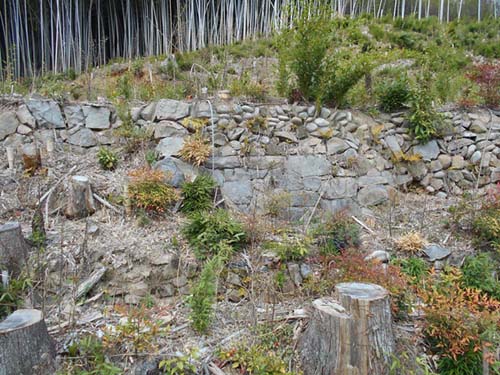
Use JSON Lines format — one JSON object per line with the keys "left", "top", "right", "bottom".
{"left": 67, "top": 128, "right": 97, "bottom": 148}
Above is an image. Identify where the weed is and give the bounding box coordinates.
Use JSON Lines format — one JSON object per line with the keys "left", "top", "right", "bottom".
{"left": 0, "top": 274, "right": 31, "bottom": 319}
{"left": 178, "top": 135, "right": 211, "bottom": 167}
{"left": 265, "top": 191, "right": 292, "bottom": 218}
{"left": 159, "top": 349, "right": 198, "bottom": 375}
{"left": 66, "top": 335, "right": 122, "bottom": 375}
{"left": 461, "top": 253, "right": 500, "bottom": 299}
{"left": 312, "top": 211, "right": 361, "bottom": 255}
{"left": 182, "top": 209, "right": 246, "bottom": 260}
{"left": 145, "top": 150, "right": 160, "bottom": 167}
{"left": 97, "top": 147, "right": 119, "bottom": 170}
{"left": 180, "top": 174, "right": 217, "bottom": 214}
{"left": 407, "top": 79, "right": 442, "bottom": 142}
{"left": 466, "top": 62, "right": 500, "bottom": 108}
{"left": 392, "top": 257, "right": 429, "bottom": 282}
{"left": 189, "top": 243, "right": 233, "bottom": 333}
{"left": 128, "top": 168, "right": 178, "bottom": 213}
{"left": 264, "top": 235, "right": 311, "bottom": 262}
{"left": 377, "top": 76, "right": 410, "bottom": 112}
{"left": 394, "top": 231, "right": 427, "bottom": 254}
{"left": 114, "top": 113, "right": 152, "bottom": 153}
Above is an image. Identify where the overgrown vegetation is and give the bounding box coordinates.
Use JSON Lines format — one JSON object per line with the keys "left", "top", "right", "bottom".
{"left": 180, "top": 175, "right": 217, "bottom": 214}
{"left": 182, "top": 209, "right": 246, "bottom": 260}
{"left": 127, "top": 168, "right": 178, "bottom": 213}
{"left": 97, "top": 148, "right": 119, "bottom": 171}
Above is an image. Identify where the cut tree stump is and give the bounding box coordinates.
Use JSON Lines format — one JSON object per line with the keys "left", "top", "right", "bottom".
{"left": 64, "top": 175, "right": 96, "bottom": 219}
{"left": 299, "top": 282, "right": 394, "bottom": 375}
{"left": 21, "top": 144, "right": 41, "bottom": 176}
{"left": 0, "top": 222, "right": 31, "bottom": 278}
{"left": 0, "top": 309, "right": 56, "bottom": 375}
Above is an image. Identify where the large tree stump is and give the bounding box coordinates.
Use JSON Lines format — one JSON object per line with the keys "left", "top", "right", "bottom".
{"left": 0, "top": 222, "right": 30, "bottom": 278}
{"left": 64, "top": 175, "right": 96, "bottom": 219}
{"left": 299, "top": 282, "right": 394, "bottom": 375}
{"left": 0, "top": 309, "right": 56, "bottom": 375}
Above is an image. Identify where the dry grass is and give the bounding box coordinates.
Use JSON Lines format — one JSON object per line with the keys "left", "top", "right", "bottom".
{"left": 394, "top": 231, "right": 428, "bottom": 254}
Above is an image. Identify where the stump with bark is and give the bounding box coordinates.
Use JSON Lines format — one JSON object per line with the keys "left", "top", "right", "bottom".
{"left": 0, "top": 222, "right": 31, "bottom": 278}
{"left": 0, "top": 309, "right": 56, "bottom": 375}
{"left": 21, "top": 144, "right": 41, "bottom": 176}
{"left": 64, "top": 175, "right": 96, "bottom": 219}
{"left": 299, "top": 282, "right": 394, "bottom": 375}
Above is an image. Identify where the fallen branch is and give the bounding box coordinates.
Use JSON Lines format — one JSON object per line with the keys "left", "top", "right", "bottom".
{"left": 208, "top": 362, "right": 227, "bottom": 375}
{"left": 351, "top": 215, "right": 375, "bottom": 234}
{"left": 76, "top": 266, "right": 107, "bottom": 300}
{"left": 93, "top": 193, "right": 122, "bottom": 214}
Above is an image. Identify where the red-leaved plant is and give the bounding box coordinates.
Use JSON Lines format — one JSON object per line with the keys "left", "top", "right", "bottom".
{"left": 466, "top": 63, "right": 500, "bottom": 108}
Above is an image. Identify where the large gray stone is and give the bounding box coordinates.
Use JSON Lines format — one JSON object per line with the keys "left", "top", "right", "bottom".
{"left": 154, "top": 99, "right": 190, "bottom": 121}
{"left": 83, "top": 105, "right": 111, "bottom": 130}
{"left": 385, "top": 135, "right": 402, "bottom": 155}
{"left": 221, "top": 180, "right": 252, "bottom": 205}
{"left": 322, "top": 178, "right": 358, "bottom": 199}
{"left": 64, "top": 104, "right": 85, "bottom": 128}
{"left": 156, "top": 137, "right": 185, "bottom": 157}
{"left": 26, "top": 99, "right": 65, "bottom": 128}
{"left": 208, "top": 156, "right": 241, "bottom": 169}
{"left": 326, "top": 138, "right": 350, "bottom": 155}
{"left": 285, "top": 155, "right": 331, "bottom": 177}
{"left": 67, "top": 128, "right": 97, "bottom": 147}
{"left": 16, "top": 105, "right": 36, "bottom": 128}
{"left": 154, "top": 157, "right": 199, "bottom": 187}
{"left": 153, "top": 121, "right": 188, "bottom": 139}
{"left": 411, "top": 140, "right": 440, "bottom": 161}
{"left": 357, "top": 185, "right": 389, "bottom": 206}
{"left": 423, "top": 244, "right": 451, "bottom": 261}
{"left": 0, "top": 111, "right": 20, "bottom": 141}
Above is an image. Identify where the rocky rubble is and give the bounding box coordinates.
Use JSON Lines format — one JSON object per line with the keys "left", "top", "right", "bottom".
{"left": 1, "top": 96, "right": 499, "bottom": 219}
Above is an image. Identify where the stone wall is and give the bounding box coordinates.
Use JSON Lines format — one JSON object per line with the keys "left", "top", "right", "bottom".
{"left": 1, "top": 95, "right": 499, "bottom": 218}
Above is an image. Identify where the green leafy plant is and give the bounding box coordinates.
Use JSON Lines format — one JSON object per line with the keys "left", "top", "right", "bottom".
{"left": 188, "top": 248, "right": 228, "bottom": 333}
{"left": 180, "top": 174, "right": 217, "bottom": 213}
{"left": 128, "top": 168, "right": 178, "bottom": 213}
{"left": 264, "top": 235, "right": 310, "bottom": 262}
{"left": 312, "top": 211, "right": 361, "bottom": 255}
{"left": 407, "top": 81, "right": 442, "bottom": 142}
{"left": 393, "top": 257, "right": 428, "bottom": 282}
{"left": 159, "top": 349, "right": 198, "bottom": 375}
{"left": 277, "top": 0, "right": 331, "bottom": 101}
{"left": 182, "top": 209, "right": 246, "bottom": 260}
{"left": 66, "top": 335, "right": 122, "bottom": 375}
{"left": 0, "top": 274, "right": 31, "bottom": 319}
{"left": 97, "top": 147, "right": 119, "bottom": 170}
{"left": 461, "top": 253, "right": 500, "bottom": 299}
{"left": 145, "top": 150, "right": 160, "bottom": 167}
{"left": 377, "top": 76, "right": 411, "bottom": 112}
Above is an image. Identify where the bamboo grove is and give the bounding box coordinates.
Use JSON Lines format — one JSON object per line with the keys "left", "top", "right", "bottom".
{"left": 1, "top": 0, "right": 499, "bottom": 79}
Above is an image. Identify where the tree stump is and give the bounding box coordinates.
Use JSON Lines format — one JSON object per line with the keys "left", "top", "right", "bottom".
{"left": 64, "top": 176, "right": 96, "bottom": 219}
{"left": 0, "top": 309, "right": 56, "bottom": 375}
{"left": 299, "top": 282, "right": 394, "bottom": 375}
{"left": 0, "top": 222, "right": 30, "bottom": 278}
{"left": 21, "top": 144, "right": 41, "bottom": 176}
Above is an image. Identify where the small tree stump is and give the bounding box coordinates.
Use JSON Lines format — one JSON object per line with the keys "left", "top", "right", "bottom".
{"left": 0, "top": 309, "right": 56, "bottom": 375}
{"left": 21, "top": 144, "right": 41, "bottom": 176}
{"left": 0, "top": 222, "right": 30, "bottom": 278}
{"left": 299, "top": 282, "right": 394, "bottom": 375}
{"left": 64, "top": 176, "right": 96, "bottom": 219}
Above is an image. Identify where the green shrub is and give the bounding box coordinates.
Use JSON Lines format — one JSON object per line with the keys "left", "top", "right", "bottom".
{"left": 472, "top": 187, "right": 500, "bottom": 251}
{"left": 66, "top": 335, "right": 122, "bottom": 375}
{"left": 407, "top": 80, "right": 442, "bottom": 142}
{"left": 437, "top": 346, "right": 483, "bottom": 375}
{"left": 461, "top": 253, "right": 500, "bottom": 299}
{"left": 263, "top": 236, "right": 310, "bottom": 262}
{"left": 97, "top": 147, "right": 118, "bottom": 170}
{"left": 0, "top": 275, "right": 31, "bottom": 319}
{"left": 312, "top": 212, "right": 361, "bottom": 255}
{"left": 277, "top": 0, "right": 331, "bottom": 101}
{"left": 377, "top": 76, "right": 410, "bottom": 112}
{"left": 394, "top": 257, "right": 428, "bottom": 281}
{"left": 182, "top": 209, "right": 246, "bottom": 260}
{"left": 180, "top": 175, "right": 217, "bottom": 214}
{"left": 189, "top": 243, "right": 232, "bottom": 333}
